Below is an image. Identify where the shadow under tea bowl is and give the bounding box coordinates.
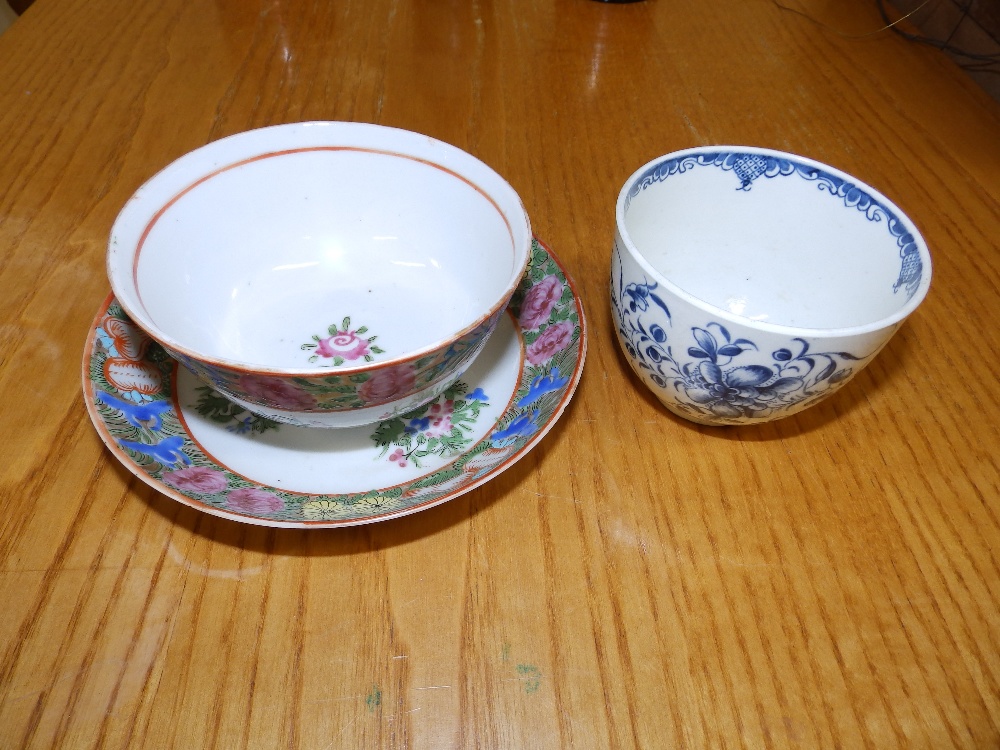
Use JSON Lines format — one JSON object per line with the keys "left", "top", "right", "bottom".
{"left": 108, "top": 122, "right": 532, "bottom": 428}
{"left": 610, "top": 146, "right": 932, "bottom": 426}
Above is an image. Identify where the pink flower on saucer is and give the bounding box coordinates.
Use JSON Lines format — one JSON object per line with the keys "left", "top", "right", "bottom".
{"left": 237, "top": 374, "right": 317, "bottom": 411}
{"left": 316, "top": 330, "right": 371, "bottom": 361}
{"left": 226, "top": 487, "right": 284, "bottom": 515}
{"left": 163, "top": 466, "right": 228, "bottom": 494}
{"left": 359, "top": 365, "right": 417, "bottom": 404}
{"left": 519, "top": 275, "right": 562, "bottom": 330}
{"left": 425, "top": 400, "right": 454, "bottom": 437}
{"left": 526, "top": 321, "right": 574, "bottom": 365}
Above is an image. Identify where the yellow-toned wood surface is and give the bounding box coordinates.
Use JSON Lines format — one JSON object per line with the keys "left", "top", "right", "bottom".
{"left": 1, "top": 0, "right": 999, "bottom": 747}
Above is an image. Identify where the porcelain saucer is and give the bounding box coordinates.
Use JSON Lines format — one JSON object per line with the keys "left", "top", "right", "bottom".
{"left": 83, "top": 238, "right": 587, "bottom": 527}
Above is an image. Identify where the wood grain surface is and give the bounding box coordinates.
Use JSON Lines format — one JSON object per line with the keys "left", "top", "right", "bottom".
{"left": 1, "top": 0, "right": 999, "bottom": 747}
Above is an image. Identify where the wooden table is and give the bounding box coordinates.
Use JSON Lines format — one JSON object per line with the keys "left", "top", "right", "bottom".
{"left": 2, "top": 0, "right": 998, "bottom": 747}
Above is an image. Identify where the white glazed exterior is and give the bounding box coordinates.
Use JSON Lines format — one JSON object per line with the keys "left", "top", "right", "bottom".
{"left": 611, "top": 146, "right": 932, "bottom": 426}
{"left": 108, "top": 122, "right": 532, "bottom": 428}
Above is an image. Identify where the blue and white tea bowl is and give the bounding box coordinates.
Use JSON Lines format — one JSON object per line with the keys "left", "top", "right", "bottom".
{"left": 611, "top": 146, "right": 932, "bottom": 426}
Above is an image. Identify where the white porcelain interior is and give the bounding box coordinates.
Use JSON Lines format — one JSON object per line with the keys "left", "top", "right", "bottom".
{"left": 621, "top": 147, "right": 931, "bottom": 332}
{"left": 108, "top": 122, "right": 531, "bottom": 372}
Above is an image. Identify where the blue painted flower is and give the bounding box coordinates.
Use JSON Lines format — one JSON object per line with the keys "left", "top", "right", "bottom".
{"left": 466, "top": 388, "right": 488, "bottom": 402}
{"left": 516, "top": 367, "right": 568, "bottom": 407}
{"left": 491, "top": 410, "right": 540, "bottom": 447}
{"left": 623, "top": 282, "right": 670, "bottom": 319}
{"left": 684, "top": 362, "right": 803, "bottom": 419}
{"left": 404, "top": 416, "right": 432, "bottom": 434}
{"left": 226, "top": 417, "right": 253, "bottom": 435}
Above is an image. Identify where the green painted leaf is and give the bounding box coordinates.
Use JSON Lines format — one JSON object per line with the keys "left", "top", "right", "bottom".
{"left": 443, "top": 381, "right": 468, "bottom": 400}
{"left": 411, "top": 467, "right": 462, "bottom": 489}
{"left": 371, "top": 419, "right": 406, "bottom": 447}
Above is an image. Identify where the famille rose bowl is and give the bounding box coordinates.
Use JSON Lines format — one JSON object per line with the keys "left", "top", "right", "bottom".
{"left": 611, "top": 146, "right": 932, "bottom": 426}
{"left": 107, "top": 122, "right": 532, "bottom": 428}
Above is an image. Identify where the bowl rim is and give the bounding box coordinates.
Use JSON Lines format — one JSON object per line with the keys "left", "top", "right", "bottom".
{"left": 107, "top": 121, "right": 532, "bottom": 378}
{"left": 615, "top": 144, "right": 933, "bottom": 338}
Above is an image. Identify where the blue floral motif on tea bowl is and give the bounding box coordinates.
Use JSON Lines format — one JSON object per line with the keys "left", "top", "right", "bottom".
{"left": 610, "top": 146, "right": 932, "bottom": 426}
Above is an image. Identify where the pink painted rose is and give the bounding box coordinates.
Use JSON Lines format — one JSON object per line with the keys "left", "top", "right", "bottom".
{"left": 526, "top": 321, "right": 574, "bottom": 365}
{"left": 425, "top": 400, "right": 454, "bottom": 437}
{"left": 519, "top": 275, "right": 562, "bottom": 330}
{"left": 237, "top": 374, "right": 317, "bottom": 411}
{"left": 358, "top": 365, "right": 417, "bottom": 404}
{"left": 163, "top": 466, "right": 228, "bottom": 494}
{"left": 316, "top": 330, "right": 371, "bottom": 361}
{"left": 225, "top": 487, "right": 284, "bottom": 514}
